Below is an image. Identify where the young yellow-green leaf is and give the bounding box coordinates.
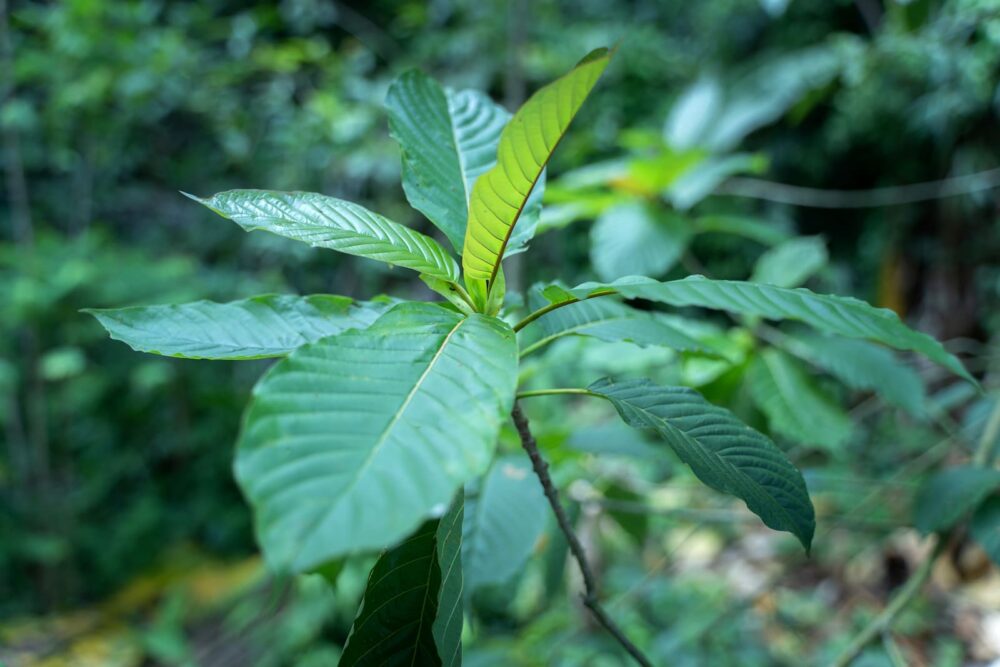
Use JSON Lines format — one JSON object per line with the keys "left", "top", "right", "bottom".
{"left": 236, "top": 302, "right": 517, "bottom": 573}
{"left": 589, "top": 377, "right": 815, "bottom": 550}
{"left": 462, "top": 48, "right": 612, "bottom": 285}
{"left": 187, "top": 190, "right": 459, "bottom": 281}
{"left": 386, "top": 72, "right": 544, "bottom": 256}
{"left": 562, "top": 275, "right": 975, "bottom": 384}
{"left": 340, "top": 495, "right": 464, "bottom": 667}
{"left": 85, "top": 295, "right": 390, "bottom": 360}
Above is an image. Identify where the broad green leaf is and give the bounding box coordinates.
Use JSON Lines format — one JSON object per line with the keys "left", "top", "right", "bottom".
{"left": 236, "top": 302, "right": 517, "bottom": 572}
{"left": 590, "top": 202, "right": 691, "bottom": 281}
{"left": 666, "top": 153, "right": 766, "bottom": 210}
{"left": 589, "top": 377, "right": 815, "bottom": 550}
{"left": 463, "top": 456, "right": 547, "bottom": 595}
{"left": 85, "top": 295, "right": 390, "bottom": 360}
{"left": 970, "top": 497, "right": 1000, "bottom": 566}
{"left": 562, "top": 275, "right": 974, "bottom": 384}
{"left": 780, "top": 333, "right": 926, "bottom": 415}
{"left": 462, "top": 48, "right": 612, "bottom": 284}
{"left": 520, "top": 293, "right": 708, "bottom": 357}
{"left": 913, "top": 466, "right": 1000, "bottom": 534}
{"left": 340, "top": 496, "right": 464, "bottom": 666}
{"left": 751, "top": 236, "right": 828, "bottom": 288}
{"left": 187, "top": 190, "right": 459, "bottom": 281}
{"left": 747, "top": 348, "right": 852, "bottom": 450}
{"left": 388, "top": 72, "right": 540, "bottom": 253}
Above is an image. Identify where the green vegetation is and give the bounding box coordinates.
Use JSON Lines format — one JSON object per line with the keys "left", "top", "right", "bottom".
{"left": 3, "top": 1, "right": 1000, "bottom": 666}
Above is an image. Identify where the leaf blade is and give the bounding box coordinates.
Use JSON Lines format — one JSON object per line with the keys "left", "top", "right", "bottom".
{"left": 589, "top": 377, "right": 815, "bottom": 550}
{"left": 563, "top": 275, "right": 974, "bottom": 383}
{"left": 85, "top": 295, "right": 390, "bottom": 360}
{"left": 235, "top": 302, "right": 517, "bottom": 572}
{"left": 340, "top": 496, "right": 464, "bottom": 666}
{"left": 462, "top": 48, "right": 612, "bottom": 284}
{"left": 189, "top": 190, "right": 460, "bottom": 281}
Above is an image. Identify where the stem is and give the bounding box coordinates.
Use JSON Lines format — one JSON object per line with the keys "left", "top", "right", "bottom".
{"left": 829, "top": 539, "right": 944, "bottom": 667}
{"left": 516, "top": 388, "right": 598, "bottom": 400}
{"left": 831, "top": 395, "right": 1000, "bottom": 667}
{"left": 513, "top": 290, "right": 616, "bottom": 333}
{"left": 511, "top": 402, "right": 653, "bottom": 667}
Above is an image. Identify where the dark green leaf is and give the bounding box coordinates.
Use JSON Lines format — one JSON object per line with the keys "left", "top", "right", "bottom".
{"left": 589, "top": 377, "right": 815, "bottom": 550}
{"left": 970, "top": 496, "right": 1000, "bottom": 566}
{"left": 913, "top": 466, "right": 1000, "bottom": 534}
{"left": 340, "top": 496, "right": 464, "bottom": 666}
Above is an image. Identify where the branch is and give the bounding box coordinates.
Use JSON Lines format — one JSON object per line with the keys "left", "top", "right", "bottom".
{"left": 512, "top": 290, "right": 616, "bottom": 333}
{"left": 716, "top": 167, "right": 1000, "bottom": 209}
{"left": 511, "top": 402, "right": 653, "bottom": 667}
{"left": 831, "top": 396, "right": 1000, "bottom": 667}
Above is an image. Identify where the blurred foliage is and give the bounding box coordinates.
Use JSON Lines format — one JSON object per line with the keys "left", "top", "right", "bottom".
{"left": 2, "top": 0, "right": 1000, "bottom": 665}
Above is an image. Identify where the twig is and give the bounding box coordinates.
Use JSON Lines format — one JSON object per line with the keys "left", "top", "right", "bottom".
{"left": 511, "top": 402, "right": 654, "bottom": 667}
{"left": 717, "top": 168, "right": 1000, "bottom": 209}
{"left": 830, "top": 396, "right": 1000, "bottom": 666}
{"left": 512, "top": 290, "right": 617, "bottom": 333}
{"left": 829, "top": 538, "right": 944, "bottom": 667}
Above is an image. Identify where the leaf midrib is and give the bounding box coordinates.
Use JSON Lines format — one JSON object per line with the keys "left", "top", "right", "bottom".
{"left": 291, "top": 316, "right": 468, "bottom": 568}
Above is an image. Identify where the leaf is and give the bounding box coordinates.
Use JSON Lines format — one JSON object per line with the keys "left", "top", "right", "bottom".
{"left": 693, "top": 215, "right": 791, "bottom": 246}
{"left": 666, "top": 153, "right": 766, "bottom": 210}
{"left": 590, "top": 202, "right": 691, "bottom": 281}
{"left": 187, "top": 190, "right": 459, "bottom": 281}
{"left": 913, "top": 467, "right": 1000, "bottom": 534}
{"left": 388, "top": 72, "right": 538, "bottom": 254}
{"left": 520, "top": 292, "right": 708, "bottom": 357}
{"left": 589, "top": 377, "right": 815, "bottom": 550}
{"left": 562, "top": 275, "right": 974, "bottom": 384}
{"left": 235, "top": 302, "right": 517, "bottom": 572}
{"left": 751, "top": 236, "right": 828, "bottom": 288}
{"left": 462, "top": 48, "right": 612, "bottom": 284}
{"left": 970, "top": 496, "right": 1000, "bottom": 566}
{"left": 462, "top": 456, "right": 547, "bottom": 595}
{"left": 747, "top": 348, "right": 852, "bottom": 450}
{"left": 779, "top": 333, "right": 926, "bottom": 415}
{"left": 340, "top": 496, "right": 464, "bottom": 666}
{"left": 85, "top": 295, "right": 390, "bottom": 360}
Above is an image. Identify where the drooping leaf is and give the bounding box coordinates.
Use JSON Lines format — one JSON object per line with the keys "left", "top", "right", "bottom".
{"left": 462, "top": 456, "right": 547, "bottom": 596}
{"left": 589, "top": 377, "right": 815, "bottom": 550}
{"left": 780, "top": 332, "right": 926, "bottom": 415}
{"left": 462, "top": 48, "right": 612, "bottom": 285}
{"left": 751, "top": 236, "right": 828, "bottom": 288}
{"left": 85, "top": 295, "right": 390, "bottom": 360}
{"left": 560, "top": 275, "right": 974, "bottom": 383}
{"left": 187, "top": 190, "right": 459, "bottom": 281}
{"left": 520, "top": 292, "right": 708, "bottom": 357}
{"left": 913, "top": 466, "right": 1000, "bottom": 534}
{"left": 236, "top": 302, "right": 517, "bottom": 572}
{"left": 747, "top": 348, "right": 852, "bottom": 450}
{"left": 340, "top": 496, "right": 464, "bottom": 666}
{"left": 387, "top": 72, "right": 545, "bottom": 254}
{"left": 590, "top": 202, "right": 691, "bottom": 281}
{"left": 970, "top": 496, "right": 1000, "bottom": 566}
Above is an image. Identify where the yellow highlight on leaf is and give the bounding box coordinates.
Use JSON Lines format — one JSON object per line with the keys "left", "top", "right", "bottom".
{"left": 462, "top": 47, "right": 612, "bottom": 285}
